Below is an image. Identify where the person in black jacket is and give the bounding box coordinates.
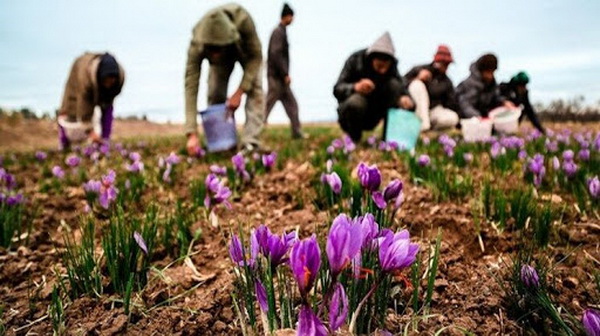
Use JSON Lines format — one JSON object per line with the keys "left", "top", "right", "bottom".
{"left": 404, "top": 45, "right": 459, "bottom": 131}
{"left": 499, "top": 72, "right": 545, "bottom": 133}
{"left": 265, "top": 3, "right": 304, "bottom": 139}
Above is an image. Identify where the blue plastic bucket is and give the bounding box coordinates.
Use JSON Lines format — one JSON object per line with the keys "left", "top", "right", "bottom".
{"left": 385, "top": 108, "right": 421, "bottom": 151}
{"left": 199, "top": 104, "right": 238, "bottom": 152}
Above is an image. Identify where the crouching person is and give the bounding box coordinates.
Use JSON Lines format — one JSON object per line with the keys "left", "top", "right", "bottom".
{"left": 333, "top": 32, "right": 414, "bottom": 142}
{"left": 500, "top": 72, "right": 545, "bottom": 134}
{"left": 455, "top": 53, "right": 515, "bottom": 119}
{"left": 57, "top": 52, "right": 125, "bottom": 150}
{"left": 405, "top": 45, "right": 459, "bottom": 131}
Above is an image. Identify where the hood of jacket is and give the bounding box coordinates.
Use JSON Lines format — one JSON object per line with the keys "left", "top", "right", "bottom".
{"left": 366, "top": 32, "right": 397, "bottom": 62}
{"left": 194, "top": 8, "right": 240, "bottom": 46}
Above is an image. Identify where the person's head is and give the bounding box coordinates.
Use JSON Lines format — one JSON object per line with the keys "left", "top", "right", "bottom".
{"left": 511, "top": 71, "right": 530, "bottom": 93}
{"left": 476, "top": 53, "right": 498, "bottom": 83}
{"left": 281, "top": 3, "right": 294, "bottom": 26}
{"left": 432, "top": 44, "right": 453, "bottom": 73}
{"left": 205, "top": 44, "right": 234, "bottom": 64}
{"left": 97, "top": 53, "right": 120, "bottom": 90}
{"left": 370, "top": 53, "right": 393, "bottom": 75}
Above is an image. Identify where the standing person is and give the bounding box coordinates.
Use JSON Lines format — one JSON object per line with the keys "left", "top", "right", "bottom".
{"left": 333, "top": 32, "right": 414, "bottom": 142}
{"left": 500, "top": 72, "right": 545, "bottom": 134}
{"left": 265, "top": 3, "right": 304, "bottom": 139}
{"left": 184, "top": 3, "right": 264, "bottom": 155}
{"left": 404, "top": 45, "right": 459, "bottom": 131}
{"left": 455, "top": 53, "right": 515, "bottom": 119}
{"left": 57, "top": 52, "right": 125, "bottom": 150}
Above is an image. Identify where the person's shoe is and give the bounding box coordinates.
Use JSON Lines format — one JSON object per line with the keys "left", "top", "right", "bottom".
{"left": 292, "top": 132, "right": 309, "bottom": 140}
{"left": 240, "top": 143, "right": 272, "bottom": 155}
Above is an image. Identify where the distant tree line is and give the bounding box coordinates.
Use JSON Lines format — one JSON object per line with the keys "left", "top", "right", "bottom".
{"left": 0, "top": 107, "right": 147, "bottom": 121}
{"left": 534, "top": 96, "right": 600, "bottom": 122}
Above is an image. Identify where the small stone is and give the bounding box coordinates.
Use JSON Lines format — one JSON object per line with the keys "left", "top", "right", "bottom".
{"left": 563, "top": 277, "right": 579, "bottom": 289}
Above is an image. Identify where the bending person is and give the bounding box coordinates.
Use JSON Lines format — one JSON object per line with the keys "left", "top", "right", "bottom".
{"left": 185, "top": 3, "right": 264, "bottom": 155}
{"left": 500, "top": 72, "right": 545, "bottom": 134}
{"left": 404, "top": 45, "right": 459, "bottom": 131}
{"left": 57, "top": 52, "right": 125, "bottom": 150}
{"left": 333, "top": 32, "right": 414, "bottom": 142}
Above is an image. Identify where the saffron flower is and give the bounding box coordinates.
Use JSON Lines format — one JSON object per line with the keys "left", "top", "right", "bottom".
{"left": 552, "top": 156, "right": 560, "bottom": 170}
{"left": 297, "top": 305, "right": 327, "bottom": 336}
{"left": 357, "top": 163, "right": 381, "bottom": 191}
{"left": 372, "top": 191, "right": 386, "bottom": 209}
{"left": 562, "top": 160, "right": 578, "bottom": 178}
{"left": 520, "top": 265, "right": 539, "bottom": 289}
{"left": 290, "top": 235, "right": 321, "bottom": 297}
{"left": 65, "top": 154, "right": 81, "bottom": 168}
{"left": 256, "top": 224, "right": 297, "bottom": 267}
{"left": 355, "top": 214, "right": 379, "bottom": 249}
{"left": 378, "top": 230, "right": 419, "bottom": 273}
{"left": 326, "top": 214, "right": 363, "bottom": 277}
{"left": 562, "top": 150, "right": 575, "bottom": 162}
{"left": 329, "top": 282, "right": 349, "bottom": 332}
{"left": 324, "top": 172, "right": 342, "bottom": 194}
{"left": 35, "top": 151, "right": 47, "bottom": 161}
{"left": 204, "top": 174, "right": 232, "bottom": 210}
{"left": 383, "top": 179, "right": 402, "bottom": 203}
{"left": 417, "top": 154, "right": 430, "bottom": 167}
{"left": 579, "top": 149, "right": 591, "bottom": 161}
{"left": 128, "top": 152, "right": 142, "bottom": 162}
{"left": 133, "top": 231, "right": 148, "bottom": 255}
{"left": 463, "top": 152, "right": 474, "bottom": 163}
{"left": 588, "top": 176, "right": 600, "bottom": 198}
{"left": 229, "top": 232, "right": 258, "bottom": 268}
{"left": 52, "top": 166, "right": 65, "bottom": 179}
{"left": 126, "top": 160, "right": 144, "bottom": 173}
{"left": 209, "top": 164, "right": 227, "bottom": 176}
{"left": 98, "top": 170, "right": 118, "bottom": 209}
{"left": 583, "top": 309, "right": 600, "bottom": 336}
{"left": 165, "top": 152, "right": 180, "bottom": 165}
{"left": 261, "top": 152, "right": 277, "bottom": 170}
{"left": 255, "top": 280, "right": 268, "bottom": 313}
{"left": 232, "top": 152, "right": 250, "bottom": 181}
{"left": 0, "top": 169, "right": 16, "bottom": 190}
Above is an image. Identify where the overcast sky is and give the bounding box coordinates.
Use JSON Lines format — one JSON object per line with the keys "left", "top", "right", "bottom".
{"left": 1, "top": 0, "right": 599, "bottom": 123}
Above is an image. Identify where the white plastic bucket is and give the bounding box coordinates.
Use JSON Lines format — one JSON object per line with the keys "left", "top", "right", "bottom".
{"left": 489, "top": 107, "right": 522, "bottom": 134}
{"left": 460, "top": 117, "right": 493, "bottom": 142}
{"left": 57, "top": 115, "right": 93, "bottom": 143}
{"left": 199, "top": 104, "right": 238, "bottom": 152}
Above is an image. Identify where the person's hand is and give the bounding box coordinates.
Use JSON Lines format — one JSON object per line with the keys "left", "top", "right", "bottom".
{"left": 186, "top": 133, "right": 200, "bottom": 156}
{"left": 226, "top": 89, "right": 243, "bottom": 112}
{"left": 353, "top": 79, "right": 375, "bottom": 95}
{"left": 417, "top": 69, "right": 432, "bottom": 82}
{"left": 89, "top": 131, "right": 102, "bottom": 144}
{"left": 399, "top": 95, "right": 414, "bottom": 110}
{"left": 504, "top": 100, "right": 516, "bottom": 109}
{"left": 285, "top": 75, "right": 291, "bottom": 85}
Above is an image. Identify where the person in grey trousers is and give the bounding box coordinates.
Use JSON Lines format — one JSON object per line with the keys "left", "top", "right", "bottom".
{"left": 264, "top": 3, "right": 304, "bottom": 139}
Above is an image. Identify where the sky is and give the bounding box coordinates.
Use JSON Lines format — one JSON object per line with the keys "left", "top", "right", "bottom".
{"left": 1, "top": 0, "right": 599, "bottom": 124}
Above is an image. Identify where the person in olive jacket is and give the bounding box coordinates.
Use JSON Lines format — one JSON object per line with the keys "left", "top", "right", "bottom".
{"left": 184, "top": 3, "right": 264, "bottom": 155}
{"left": 57, "top": 52, "right": 125, "bottom": 149}
{"left": 264, "top": 3, "right": 303, "bottom": 139}
{"left": 455, "top": 53, "right": 515, "bottom": 118}
{"left": 499, "top": 72, "right": 545, "bottom": 133}
{"left": 404, "top": 45, "right": 459, "bottom": 131}
{"left": 333, "top": 32, "right": 414, "bottom": 142}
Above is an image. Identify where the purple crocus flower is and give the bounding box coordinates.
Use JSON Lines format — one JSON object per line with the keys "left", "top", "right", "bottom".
{"left": 262, "top": 152, "right": 277, "bottom": 170}
{"left": 518, "top": 150, "right": 528, "bottom": 161}
{"left": 417, "top": 154, "right": 430, "bottom": 167}
{"left": 563, "top": 150, "right": 575, "bottom": 162}
{"left": 209, "top": 164, "right": 227, "bottom": 176}
{"left": 357, "top": 163, "right": 381, "bottom": 191}
{"left": 232, "top": 152, "right": 246, "bottom": 172}
{"left": 326, "top": 146, "right": 335, "bottom": 155}
{"left": 290, "top": 235, "right": 321, "bottom": 297}
{"left": 490, "top": 142, "right": 504, "bottom": 159}
{"left": 378, "top": 230, "right": 419, "bottom": 273}
{"left": 83, "top": 179, "right": 102, "bottom": 194}
{"left": 229, "top": 232, "right": 258, "bottom": 268}
{"left": 579, "top": 149, "right": 591, "bottom": 161}
{"left": 98, "top": 170, "right": 118, "bottom": 209}
{"left": 297, "top": 305, "right": 327, "bottom": 336}
{"left": 52, "top": 166, "right": 65, "bottom": 179}
{"left": 257, "top": 225, "right": 297, "bottom": 267}
{"left": 463, "top": 152, "right": 474, "bottom": 163}
{"left": 372, "top": 191, "right": 386, "bottom": 209}
{"left": 129, "top": 152, "right": 142, "bottom": 162}
{"left": 367, "top": 136, "right": 377, "bottom": 146}
{"left": 562, "top": 160, "right": 578, "bottom": 178}
{"left": 588, "top": 176, "right": 600, "bottom": 198}
{"left": 325, "top": 172, "right": 342, "bottom": 194}
{"left": 65, "top": 154, "right": 81, "bottom": 168}
{"left": 552, "top": 156, "right": 560, "bottom": 170}
{"left": 329, "top": 282, "right": 349, "bottom": 332}
{"left": 355, "top": 214, "right": 379, "bottom": 249}
{"left": 520, "top": 265, "right": 539, "bottom": 289}
{"left": 126, "top": 160, "right": 144, "bottom": 173}
{"left": 35, "top": 151, "right": 47, "bottom": 161}
{"left": 0, "top": 169, "right": 16, "bottom": 190}
{"left": 204, "top": 174, "right": 232, "bottom": 210}
{"left": 165, "top": 152, "right": 180, "bottom": 165}
{"left": 6, "top": 194, "right": 24, "bottom": 206}
{"left": 383, "top": 179, "right": 403, "bottom": 202}
{"left": 326, "top": 214, "right": 363, "bottom": 277}
{"left": 162, "top": 164, "right": 173, "bottom": 183}
{"left": 133, "top": 231, "right": 148, "bottom": 255}
{"left": 583, "top": 309, "right": 600, "bottom": 336}
{"left": 545, "top": 140, "right": 558, "bottom": 153}
{"left": 255, "top": 280, "right": 268, "bottom": 313}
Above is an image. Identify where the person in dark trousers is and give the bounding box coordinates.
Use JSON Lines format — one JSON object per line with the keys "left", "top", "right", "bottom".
{"left": 333, "top": 32, "right": 414, "bottom": 142}
{"left": 404, "top": 45, "right": 459, "bottom": 131}
{"left": 265, "top": 3, "right": 303, "bottom": 139}
{"left": 57, "top": 52, "right": 125, "bottom": 150}
{"left": 455, "top": 53, "right": 515, "bottom": 118}
{"left": 500, "top": 71, "right": 545, "bottom": 133}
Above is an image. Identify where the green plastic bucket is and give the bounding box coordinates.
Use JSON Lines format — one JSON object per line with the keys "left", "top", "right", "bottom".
{"left": 385, "top": 108, "right": 421, "bottom": 151}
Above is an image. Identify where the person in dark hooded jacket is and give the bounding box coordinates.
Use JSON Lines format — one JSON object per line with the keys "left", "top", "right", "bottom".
{"left": 333, "top": 32, "right": 414, "bottom": 142}
{"left": 499, "top": 72, "right": 545, "bottom": 133}
{"left": 57, "top": 52, "right": 125, "bottom": 150}
{"left": 455, "top": 53, "right": 515, "bottom": 118}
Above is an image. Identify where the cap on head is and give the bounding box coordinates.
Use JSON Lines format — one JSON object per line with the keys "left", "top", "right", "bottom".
{"left": 97, "top": 53, "right": 119, "bottom": 80}
{"left": 197, "top": 10, "right": 239, "bottom": 46}
{"left": 511, "top": 71, "right": 530, "bottom": 85}
{"left": 433, "top": 44, "right": 453, "bottom": 64}
{"left": 367, "top": 32, "right": 396, "bottom": 61}
{"left": 477, "top": 53, "right": 498, "bottom": 72}
{"left": 281, "top": 3, "right": 294, "bottom": 17}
